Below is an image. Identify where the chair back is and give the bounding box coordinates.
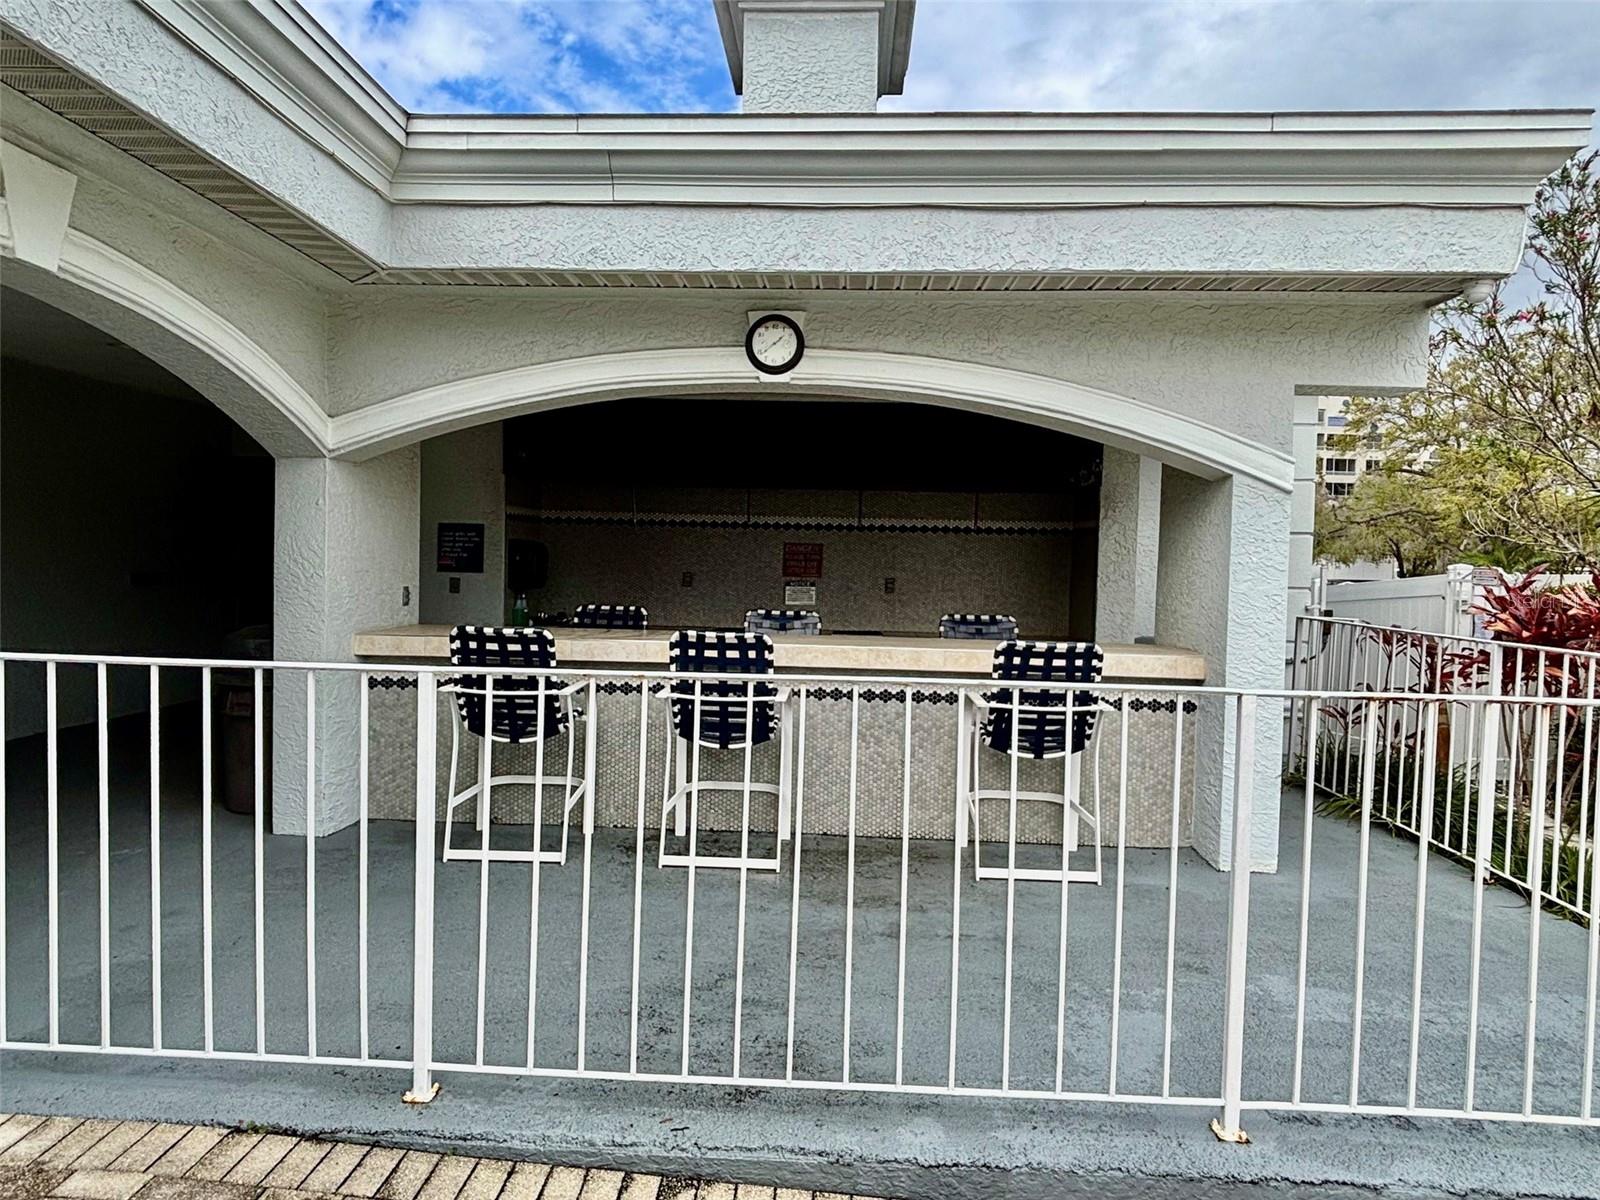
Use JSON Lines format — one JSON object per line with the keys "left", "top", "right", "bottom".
{"left": 982, "top": 639, "right": 1104, "bottom": 759}
{"left": 572, "top": 603, "right": 648, "bottom": 629}
{"left": 667, "top": 631, "right": 778, "bottom": 749}
{"left": 940, "top": 613, "right": 1018, "bottom": 640}
{"left": 448, "top": 625, "right": 566, "bottom": 743}
{"left": 745, "top": 608, "right": 821, "bottom": 636}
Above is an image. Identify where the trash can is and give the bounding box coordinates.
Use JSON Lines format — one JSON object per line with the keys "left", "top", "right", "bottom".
{"left": 215, "top": 625, "right": 272, "bottom": 816}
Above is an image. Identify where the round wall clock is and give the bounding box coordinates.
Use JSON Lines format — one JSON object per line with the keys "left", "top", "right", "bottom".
{"left": 745, "top": 313, "right": 805, "bottom": 375}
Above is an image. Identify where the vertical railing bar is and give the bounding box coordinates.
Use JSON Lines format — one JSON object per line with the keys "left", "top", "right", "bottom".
{"left": 253, "top": 668, "right": 265, "bottom": 1055}
{"left": 577, "top": 679, "right": 597, "bottom": 1073}
{"left": 1580, "top": 755, "right": 1599, "bottom": 1119}
{"left": 97, "top": 663, "right": 110, "bottom": 1048}
{"left": 358, "top": 672, "right": 370, "bottom": 1062}
{"left": 1380, "top": 655, "right": 1399, "bottom": 823}
{"left": 894, "top": 686, "right": 912, "bottom": 1088}
{"left": 1291, "top": 691, "right": 1317, "bottom": 1105}
{"left": 1550, "top": 698, "right": 1568, "bottom": 904}
{"left": 1160, "top": 691, "right": 1185, "bottom": 1099}
{"left": 474, "top": 673, "right": 494, "bottom": 1067}
{"left": 527, "top": 672, "right": 548, "bottom": 1070}
{"left": 1405, "top": 698, "right": 1439, "bottom": 1110}
{"left": 1214, "top": 693, "right": 1256, "bottom": 1144}
{"left": 305, "top": 671, "right": 318, "bottom": 1059}
{"left": 948, "top": 691, "right": 965, "bottom": 1092}
{"left": 1055, "top": 725, "right": 1073, "bottom": 1094}
{"left": 1349, "top": 698, "right": 1378, "bottom": 1108}
{"left": 731, "top": 679, "right": 755, "bottom": 1080}
{"left": 1001, "top": 689, "right": 1020, "bottom": 1092}
{"left": 150, "top": 664, "right": 162, "bottom": 1051}
{"left": 201, "top": 665, "right": 214, "bottom": 1054}
{"left": 1577, "top": 664, "right": 1595, "bottom": 913}
{"left": 1505, "top": 650, "right": 1524, "bottom": 877}
{"left": 628, "top": 678, "right": 650, "bottom": 1076}
{"left": 46, "top": 661, "right": 60, "bottom": 1047}
{"left": 784, "top": 688, "right": 808, "bottom": 1083}
{"left": 1465, "top": 649, "right": 1503, "bottom": 1113}
{"left": 1522, "top": 703, "right": 1550, "bottom": 1117}
{"left": 406, "top": 670, "right": 439, "bottom": 1104}
{"left": 680, "top": 678, "right": 703, "bottom": 1078}
{"left": 843, "top": 685, "right": 860, "bottom": 1084}
{"left": 1108, "top": 695, "right": 1129, "bottom": 1097}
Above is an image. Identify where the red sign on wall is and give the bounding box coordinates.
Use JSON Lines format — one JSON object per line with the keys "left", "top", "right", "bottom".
{"left": 783, "top": 542, "right": 823, "bottom": 579}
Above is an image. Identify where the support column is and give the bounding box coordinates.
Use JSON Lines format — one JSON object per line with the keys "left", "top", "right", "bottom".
{"left": 273, "top": 448, "right": 420, "bottom": 834}
{"left": 1095, "top": 448, "right": 1162, "bottom": 644}
{"left": 1286, "top": 394, "right": 1321, "bottom": 676}
{"left": 1155, "top": 468, "right": 1289, "bottom": 871}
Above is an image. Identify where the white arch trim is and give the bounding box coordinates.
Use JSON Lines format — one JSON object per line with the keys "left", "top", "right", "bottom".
{"left": 330, "top": 346, "right": 1294, "bottom": 493}
{"left": 0, "top": 197, "right": 330, "bottom": 456}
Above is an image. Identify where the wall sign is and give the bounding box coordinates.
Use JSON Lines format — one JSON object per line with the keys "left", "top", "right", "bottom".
{"left": 436, "top": 522, "right": 485, "bottom": 573}
{"left": 783, "top": 541, "right": 823, "bottom": 579}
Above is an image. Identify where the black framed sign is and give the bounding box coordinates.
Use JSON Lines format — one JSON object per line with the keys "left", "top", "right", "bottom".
{"left": 436, "top": 522, "right": 485, "bottom": 573}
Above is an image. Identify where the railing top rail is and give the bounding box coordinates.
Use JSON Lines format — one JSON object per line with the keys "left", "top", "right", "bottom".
{"left": 1300, "top": 612, "right": 1600, "bottom": 663}
{"left": 4, "top": 648, "right": 1600, "bottom": 707}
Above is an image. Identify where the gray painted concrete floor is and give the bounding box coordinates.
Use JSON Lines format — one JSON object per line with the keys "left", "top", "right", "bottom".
{"left": 2, "top": 716, "right": 1598, "bottom": 1197}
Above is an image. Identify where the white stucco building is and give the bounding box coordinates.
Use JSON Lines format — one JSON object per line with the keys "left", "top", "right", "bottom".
{"left": 0, "top": 0, "right": 1588, "bottom": 875}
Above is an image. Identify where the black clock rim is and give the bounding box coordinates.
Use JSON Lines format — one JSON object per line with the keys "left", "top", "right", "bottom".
{"left": 745, "top": 313, "right": 805, "bottom": 376}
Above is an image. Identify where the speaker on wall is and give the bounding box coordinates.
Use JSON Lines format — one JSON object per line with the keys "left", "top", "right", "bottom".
{"left": 507, "top": 539, "right": 548, "bottom": 592}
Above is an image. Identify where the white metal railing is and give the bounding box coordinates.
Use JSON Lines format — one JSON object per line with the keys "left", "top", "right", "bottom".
{"left": 1, "top": 647, "right": 1596, "bottom": 1140}
{"left": 1289, "top": 615, "right": 1599, "bottom": 919}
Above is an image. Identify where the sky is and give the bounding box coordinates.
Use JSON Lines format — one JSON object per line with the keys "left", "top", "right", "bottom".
{"left": 301, "top": 0, "right": 1600, "bottom": 122}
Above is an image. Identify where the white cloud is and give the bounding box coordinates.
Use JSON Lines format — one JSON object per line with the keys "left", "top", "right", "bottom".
{"left": 883, "top": 0, "right": 1600, "bottom": 117}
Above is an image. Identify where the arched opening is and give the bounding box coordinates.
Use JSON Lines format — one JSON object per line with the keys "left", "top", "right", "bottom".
{"left": 1, "top": 285, "right": 275, "bottom": 739}
{"left": 417, "top": 396, "right": 1107, "bottom": 642}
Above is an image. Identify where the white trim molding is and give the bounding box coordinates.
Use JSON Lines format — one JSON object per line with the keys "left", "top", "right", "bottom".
{"left": 0, "top": 198, "right": 330, "bottom": 456}
{"left": 328, "top": 346, "right": 1295, "bottom": 493}
{"left": 0, "top": 140, "right": 77, "bottom": 271}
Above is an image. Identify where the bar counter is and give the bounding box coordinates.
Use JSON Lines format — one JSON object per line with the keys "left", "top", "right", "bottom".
{"left": 352, "top": 624, "right": 1207, "bottom": 682}
{"left": 351, "top": 624, "right": 1207, "bottom": 850}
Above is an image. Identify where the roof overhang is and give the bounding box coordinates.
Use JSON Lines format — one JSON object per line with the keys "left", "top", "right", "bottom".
{"left": 0, "top": 0, "right": 1590, "bottom": 296}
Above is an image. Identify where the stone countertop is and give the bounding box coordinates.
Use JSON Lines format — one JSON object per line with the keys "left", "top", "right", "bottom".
{"left": 351, "top": 625, "right": 1207, "bottom": 682}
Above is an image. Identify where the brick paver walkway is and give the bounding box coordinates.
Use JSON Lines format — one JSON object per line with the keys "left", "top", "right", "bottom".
{"left": 0, "top": 1115, "right": 881, "bottom": 1200}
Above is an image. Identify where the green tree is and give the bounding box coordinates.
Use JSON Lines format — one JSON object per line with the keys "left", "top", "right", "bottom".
{"left": 1316, "top": 151, "right": 1600, "bottom": 574}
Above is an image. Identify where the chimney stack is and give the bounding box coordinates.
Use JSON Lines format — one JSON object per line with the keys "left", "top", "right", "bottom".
{"left": 714, "top": 0, "right": 915, "bottom": 114}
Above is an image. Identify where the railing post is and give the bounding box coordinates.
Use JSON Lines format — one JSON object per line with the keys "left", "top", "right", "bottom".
{"left": 1213, "top": 692, "right": 1256, "bottom": 1144}
{"left": 405, "top": 669, "right": 441, "bottom": 1105}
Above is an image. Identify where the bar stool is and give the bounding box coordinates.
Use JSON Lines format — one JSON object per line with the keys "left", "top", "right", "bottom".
{"left": 745, "top": 608, "right": 821, "bottom": 635}
{"left": 441, "top": 625, "right": 595, "bottom": 864}
{"left": 940, "top": 613, "right": 1019, "bottom": 640}
{"left": 957, "top": 639, "right": 1111, "bottom": 884}
{"left": 573, "top": 603, "right": 648, "bottom": 628}
{"left": 658, "top": 630, "right": 794, "bottom": 871}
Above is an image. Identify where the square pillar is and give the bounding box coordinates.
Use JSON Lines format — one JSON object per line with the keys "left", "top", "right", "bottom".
{"left": 1096, "top": 448, "right": 1162, "bottom": 644}
{"left": 273, "top": 448, "right": 420, "bottom": 834}
{"left": 1155, "top": 468, "right": 1289, "bottom": 871}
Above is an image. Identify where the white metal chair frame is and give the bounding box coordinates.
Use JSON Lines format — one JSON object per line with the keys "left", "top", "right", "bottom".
{"left": 440, "top": 629, "right": 597, "bottom": 865}
{"left": 657, "top": 632, "right": 795, "bottom": 872}
{"left": 955, "top": 641, "right": 1113, "bottom": 884}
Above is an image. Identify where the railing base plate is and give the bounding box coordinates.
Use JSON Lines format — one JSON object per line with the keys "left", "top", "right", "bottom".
{"left": 1210, "top": 1118, "right": 1250, "bottom": 1144}
{"left": 403, "top": 1083, "right": 441, "bottom": 1105}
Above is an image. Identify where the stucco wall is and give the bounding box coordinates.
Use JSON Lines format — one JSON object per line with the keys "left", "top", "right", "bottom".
{"left": 420, "top": 424, "right": 507, "bottom": 626}
{"left": 323, "top": 290, "right": 1430, "bottom": 456}
{"left": 740, "top": 8, "right": 881, "bottom": 113}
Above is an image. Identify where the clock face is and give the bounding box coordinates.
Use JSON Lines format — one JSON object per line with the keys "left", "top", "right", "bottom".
{"left": 746, "top": 314, "right": 804, "bottom": 375}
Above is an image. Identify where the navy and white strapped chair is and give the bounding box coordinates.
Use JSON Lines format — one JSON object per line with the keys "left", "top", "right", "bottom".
{"left": 572, "top": 603, "right": 648, "bottom": 629}
{"left": 745, "top": 608, "right": 821, "bottom": 636}
{"left": 957, "top": 639, "right": 1113, "bottom": 884}
{"left": 440, "top": 625, "right": 596, "bottom": 865}
{"left": 657, "top": 630, "right": 795, "bottom": 871}
{"left": 940, "top": 613, "right": 1019, "bottom": 640}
